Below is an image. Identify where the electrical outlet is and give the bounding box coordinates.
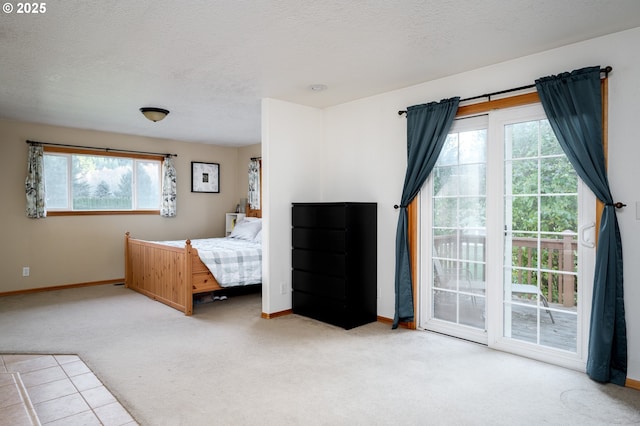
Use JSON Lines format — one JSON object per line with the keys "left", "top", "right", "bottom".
{"left": 280, "top": 283, "right": 287, "bottom": 295}
{"left": 22, "top": 267, "right": 30, "bottom": 277}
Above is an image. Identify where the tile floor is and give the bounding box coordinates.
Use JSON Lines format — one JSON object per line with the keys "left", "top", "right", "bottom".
{"left": 0, "top": 354, "right": 137, "bottom": 426}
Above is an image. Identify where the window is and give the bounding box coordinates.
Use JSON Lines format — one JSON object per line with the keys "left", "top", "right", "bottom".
{"left": 43, "top": 147, "right": 163, "bottom": 215}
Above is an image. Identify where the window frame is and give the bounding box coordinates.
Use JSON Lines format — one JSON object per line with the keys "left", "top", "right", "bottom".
{"left": 43, "top": 146, "right": 164, "bottom": 216}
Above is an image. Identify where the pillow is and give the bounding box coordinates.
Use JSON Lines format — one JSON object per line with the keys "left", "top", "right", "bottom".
{"left": 237, "top": 217, "right": 261, "bottom": 226}
{"left": 229, "top": 219, "right": 262, "bottom": 241}
{"left": 242, "top": 216, "right": 261, "bottom": 222}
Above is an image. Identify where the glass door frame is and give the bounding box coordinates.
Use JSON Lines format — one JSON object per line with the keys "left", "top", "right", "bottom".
{"left": 486, "top": 104, "right": 595, "bottom": 371}
{"left": 419, "top": 114, "right": 489, "bottom": 345}
{"left": 418, "top": 102, "right": 596, "bottom": 371}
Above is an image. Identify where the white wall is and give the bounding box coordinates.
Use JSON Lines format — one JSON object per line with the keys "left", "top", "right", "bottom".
{"left": 264, "top": 27, "right": 640, "bottom": 380}
{"left": 323, "top": 98, "right": 407, "bottom": 317}
{"left": 261, "top": 98, "right": 324, "bottom": 314}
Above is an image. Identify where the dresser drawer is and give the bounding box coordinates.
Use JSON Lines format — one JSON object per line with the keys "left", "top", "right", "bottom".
{"left": 292, "top": 228, "right": 346, "bottom": 252}
{"left": 292, "top": 290, "right": 348, "bottom": 328}
{"left": 292, "top": 249, "right": 346, "bottom": 276}
{"left": 291, "top": 202, "right": 377, "bottom": 329}
{"left": 292, "top": 204, "right": 346, "bottom": 229}
{"left": 292, "top": 270, "right": 346, "bottom": 299}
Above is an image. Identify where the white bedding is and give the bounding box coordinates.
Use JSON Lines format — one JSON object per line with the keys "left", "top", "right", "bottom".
{"left": 157, "top": 237, "right": 262, "bottom": 287}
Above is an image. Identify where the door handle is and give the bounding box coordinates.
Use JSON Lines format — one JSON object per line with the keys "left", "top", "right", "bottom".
{"left": 579, "top": 222, "right": 596, "bottom": 248}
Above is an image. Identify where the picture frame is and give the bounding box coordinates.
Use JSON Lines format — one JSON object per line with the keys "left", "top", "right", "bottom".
{"left": 191, "top": 162, "right": 220, "bottom": 193}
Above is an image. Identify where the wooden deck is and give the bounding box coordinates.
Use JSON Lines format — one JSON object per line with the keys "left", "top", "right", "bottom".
{"left": 434, "top": 296, "right": 578, "bottom": 352}
{"left": 509, "top": 302, "right": 577, "bottom": 352}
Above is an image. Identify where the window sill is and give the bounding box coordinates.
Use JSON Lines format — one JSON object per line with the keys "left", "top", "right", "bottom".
{"left": 46, "top": 210, "right": 160, "bottom": 216}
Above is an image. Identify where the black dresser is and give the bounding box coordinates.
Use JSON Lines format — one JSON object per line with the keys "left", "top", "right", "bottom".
{"left": 291, "top": 202, "right": 377, "bottom": 329}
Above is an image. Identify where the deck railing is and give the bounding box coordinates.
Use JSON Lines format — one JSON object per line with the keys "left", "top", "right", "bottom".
{"left": 434, "top": 233, "right": 577, "bottom": 307}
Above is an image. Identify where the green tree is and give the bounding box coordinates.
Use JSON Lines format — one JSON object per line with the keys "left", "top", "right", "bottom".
{"left": 117, "top": 170, "right": 133, "bottom": 198}
{"left": 508, "top": 119, "right": 578, "bottom": 302}
{"left": 95, "top": 181, "right": 111, "bottom": 198}
{"left": 509, "top": 120, "right": 577, "bottom": 234}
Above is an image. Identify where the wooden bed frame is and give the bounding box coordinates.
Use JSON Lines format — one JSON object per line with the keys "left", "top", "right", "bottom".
{"left": 124, "top": 233, "right": 223, "bottom": 315}
{"left": 124, "top": 207, "right": 262, "bottom": 316}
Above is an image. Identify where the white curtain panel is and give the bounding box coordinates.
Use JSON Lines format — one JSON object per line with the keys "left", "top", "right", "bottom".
{"left": 248, "top": 159, "right": 260, "bottom": 210}
{"left": 25, "top": 143, "right": 46, "bottom": 218}
{"left": 160, "top": 156, "right": 177, "bottom": 217}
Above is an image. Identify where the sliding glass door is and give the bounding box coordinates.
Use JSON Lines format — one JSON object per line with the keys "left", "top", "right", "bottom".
{"left": 421, "top": 115, "right": 488, "bottom": 344}
{"left": 489, "top": 105, "right": 595, "bottom": 369}
{"left": 421, "top": 104, "right": 595, "bottom": 369}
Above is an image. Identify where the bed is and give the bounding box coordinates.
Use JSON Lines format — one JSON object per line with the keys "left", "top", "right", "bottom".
{"left": 124, "top": 215, "right": 262, "bottom": 315}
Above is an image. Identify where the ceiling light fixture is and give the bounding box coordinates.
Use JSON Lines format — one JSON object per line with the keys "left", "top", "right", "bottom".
{"left": 140, "top": 107, "right": 170, "bottom": 122}
{"left": 309, "top": 84, "right": 328, "bottom": 92}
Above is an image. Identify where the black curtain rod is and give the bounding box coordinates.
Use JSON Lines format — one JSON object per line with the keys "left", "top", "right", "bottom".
{"left": 251, "top": 156, "right": 262, "bottom": 160}
{"left": 397, "top": 66, "right": 612, "bottom": 116}
{"left": 26, "top": 140, "right": 177, "bottom": 157}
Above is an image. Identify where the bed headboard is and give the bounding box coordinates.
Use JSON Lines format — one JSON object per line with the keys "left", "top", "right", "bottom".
{"left": 246, "top": 206, "right": 262, "bottom": 218}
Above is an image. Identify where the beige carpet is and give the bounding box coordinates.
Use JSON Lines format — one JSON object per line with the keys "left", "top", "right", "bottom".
{"left": 0, "top": 284, "right": 639, "bottom": 425}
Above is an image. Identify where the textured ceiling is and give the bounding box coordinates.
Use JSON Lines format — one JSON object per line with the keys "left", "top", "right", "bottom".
{"left": 2, "top": 1, "right": 640, "bottom": 146}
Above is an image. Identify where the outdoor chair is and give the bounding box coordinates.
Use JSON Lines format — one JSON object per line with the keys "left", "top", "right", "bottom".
{"left": 510, "top": 283, "right": 555, "bottom": 324}
{"left": 433, "top": 256, "right": 555, "bottom": 324}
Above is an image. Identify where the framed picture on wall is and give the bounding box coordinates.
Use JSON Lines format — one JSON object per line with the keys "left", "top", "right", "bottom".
{"left": 191, "top": 162, "right": 220, "bottom": 193}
